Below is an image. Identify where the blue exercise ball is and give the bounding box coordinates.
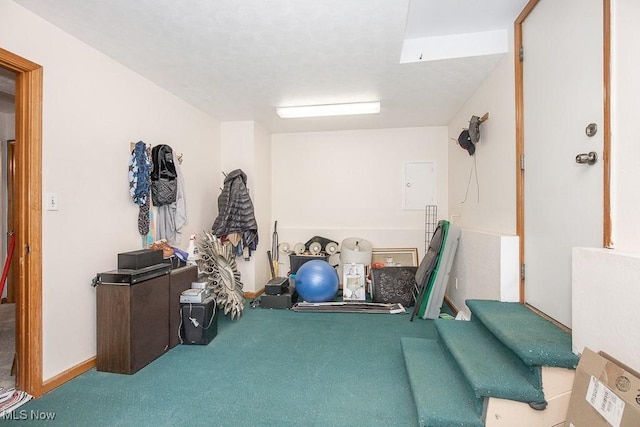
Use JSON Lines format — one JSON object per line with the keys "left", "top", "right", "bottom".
{"left": 295, "top": 260, "right": 339, "bottom": 302}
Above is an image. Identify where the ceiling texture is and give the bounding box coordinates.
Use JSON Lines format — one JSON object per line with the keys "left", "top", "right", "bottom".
{"left": 5, "top": 0, "right": 527, "bottom": 132}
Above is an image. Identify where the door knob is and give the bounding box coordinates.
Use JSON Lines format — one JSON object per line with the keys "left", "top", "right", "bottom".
{"left": 575, "top": 152, "right": 598, "bottom": 165}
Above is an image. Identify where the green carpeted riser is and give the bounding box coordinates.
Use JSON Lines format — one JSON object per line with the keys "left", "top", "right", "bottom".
{"left": 401, "top": 337, "right": 483, "bottom": 427}
{"left": 435, "top": 318, "right": 544, "bottom": 405}
{"left": 466, "top": 299, "right": 578, "bottom": 369}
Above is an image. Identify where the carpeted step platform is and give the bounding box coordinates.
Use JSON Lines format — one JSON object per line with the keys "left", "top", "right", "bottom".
{"left": 435, "top": 318, "right": 545, "bottom": 405}
{"left": 466, "top": 299, "right": 579, "bottom": 369}
{"left": 401, "top": 337, "right": 483, "bottom": 427}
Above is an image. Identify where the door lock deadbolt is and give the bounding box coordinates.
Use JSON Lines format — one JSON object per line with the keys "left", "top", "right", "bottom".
{"left": 585, "top": 123, "right": 598, "bottom": 137}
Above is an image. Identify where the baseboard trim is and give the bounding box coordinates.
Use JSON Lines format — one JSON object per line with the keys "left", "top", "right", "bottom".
{"left": 41, "top": 356, "right": 96, "bottom": 395}
{"left": 525, "top": 303, "right": 572, "bottom": 333}
{"left": 245, "top": 288, "right": 264, "bottom": 299}
{"left": 444, "top": 295, "right": 459, "bottom": 315}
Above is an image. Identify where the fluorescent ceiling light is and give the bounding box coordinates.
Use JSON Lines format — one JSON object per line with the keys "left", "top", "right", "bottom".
{"left": 276, "top": 101, "right": 380, "bottom": 119}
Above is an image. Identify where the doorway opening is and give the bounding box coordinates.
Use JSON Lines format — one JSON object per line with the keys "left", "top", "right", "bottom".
{"left": 0, "top": 47, "right": 43, "bottom": 398}
{"left": 0, "top": 64, "right": 16, "bottom": 391}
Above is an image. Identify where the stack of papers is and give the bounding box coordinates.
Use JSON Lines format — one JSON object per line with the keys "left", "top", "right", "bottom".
{"left": 0, "top": 387, "right": 33, "bottom": 419}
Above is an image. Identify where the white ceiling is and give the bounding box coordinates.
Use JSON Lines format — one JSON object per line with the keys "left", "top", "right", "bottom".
{"left": 5, "top": 0, "right": 528, "bottom": 132}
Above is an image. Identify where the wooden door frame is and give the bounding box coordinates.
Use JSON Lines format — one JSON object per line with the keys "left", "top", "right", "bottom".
{"left": 514, "top": 0, "right": 612, "bottom": 304}
{"left": 0, "top": 47, "right": 43, "bottom": 397}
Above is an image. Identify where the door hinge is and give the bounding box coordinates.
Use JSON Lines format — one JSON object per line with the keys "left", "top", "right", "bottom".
{"left": 520, "top": 263, "right": 525, "bottom": 280}
{"left": 520, "top": 154, "right": 525, "bottom": 170}
{"left": 519, "top": 45, "right": 524, "bottom": 62}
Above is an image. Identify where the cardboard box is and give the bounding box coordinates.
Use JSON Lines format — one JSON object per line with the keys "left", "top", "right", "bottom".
{"left": 565, "top": 347, "right": 640, "bottom": 427}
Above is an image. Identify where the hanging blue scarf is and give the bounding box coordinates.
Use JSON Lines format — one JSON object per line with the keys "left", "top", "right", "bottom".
{"left": 129, "top": 141, "right": 152, "bottom": 237}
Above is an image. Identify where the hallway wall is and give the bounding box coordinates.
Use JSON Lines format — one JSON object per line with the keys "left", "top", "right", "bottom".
{"left": 0, "top": 0, "right": 221, "bottom": 381}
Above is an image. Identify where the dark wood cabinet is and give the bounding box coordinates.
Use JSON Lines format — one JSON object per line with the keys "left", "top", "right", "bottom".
{"left": 96, "top": 273, "right": 170, "bottom": 374}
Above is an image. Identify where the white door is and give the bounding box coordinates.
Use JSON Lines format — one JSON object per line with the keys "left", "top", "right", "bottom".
{"left": 523, "top": 0, "right": 604, "bottom": 327}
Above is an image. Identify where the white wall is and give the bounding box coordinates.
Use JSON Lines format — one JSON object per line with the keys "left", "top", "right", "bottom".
{"left": 572, "top": 248, "right": 640, "bottom": 372}
{"left": 445, "top": 37, "right": 519, "bottom": 308}
{"left": 220, "top": 121, "right": 272, "bottom": 293}
{"left": 446, "top": 229, "right": 519, "bottom": 318}
{"left": 447, "top": 52, "right": 517, "bottom": 235}
{"left": 610, "top": 0, "right": 640, "bottom": 252}
{"left": 1, "top": 0, "right": 221, "bottom": 381}
{"left": 271, "top": 126, "right": 448, "bottom": 272}
{"left": 252, "top": 123, "right": 272, "bottom": 291}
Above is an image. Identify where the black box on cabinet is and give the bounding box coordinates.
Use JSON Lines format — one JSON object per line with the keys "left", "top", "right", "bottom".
{"left": 98, "top": 264, "right": 171, "bottom": 285}
{"left": 117, "top": 249, "right": 164, "bottom": 270}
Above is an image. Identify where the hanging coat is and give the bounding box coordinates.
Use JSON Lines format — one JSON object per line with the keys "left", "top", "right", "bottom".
{"left": 157, "top": 149, "right": 187, "bottom": 244}
{"left": 212, "top": 169, "right": 259, "bottom": 252}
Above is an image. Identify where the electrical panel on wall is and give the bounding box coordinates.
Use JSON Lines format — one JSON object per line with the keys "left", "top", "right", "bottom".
{"left": 403, "top": 161, "right": 436, "bottom": 210}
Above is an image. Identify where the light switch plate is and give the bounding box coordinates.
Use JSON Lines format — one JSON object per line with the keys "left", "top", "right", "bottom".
{"left": 45, "top": 193, "right": 59, "bottom": 211}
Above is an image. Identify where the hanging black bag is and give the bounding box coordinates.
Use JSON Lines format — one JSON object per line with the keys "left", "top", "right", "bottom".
{"left": 151, "top": 144, "right": 177, "bottom": 206}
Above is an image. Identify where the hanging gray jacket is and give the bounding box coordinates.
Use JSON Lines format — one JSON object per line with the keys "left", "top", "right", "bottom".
{"left": 212, "top": 169, "right": 259, "bottom": 251}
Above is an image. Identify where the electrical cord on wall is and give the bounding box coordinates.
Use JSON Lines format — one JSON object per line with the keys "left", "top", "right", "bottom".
{"left": 461, "top": 154, "right": 479, "bottom": 204}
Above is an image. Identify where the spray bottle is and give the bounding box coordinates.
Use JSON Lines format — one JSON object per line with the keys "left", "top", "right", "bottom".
{"left": 186, "top": 234, "right": 199, "bottom": 267}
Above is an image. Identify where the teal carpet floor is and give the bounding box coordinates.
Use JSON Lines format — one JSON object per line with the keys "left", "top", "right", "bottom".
{"left": 15, "top": 304, "right": 437, "bottom": 426}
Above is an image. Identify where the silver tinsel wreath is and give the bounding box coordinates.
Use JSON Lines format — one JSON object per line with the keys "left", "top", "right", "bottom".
{"left": 196, "top": 231, "right": 245, "bottom": 319}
